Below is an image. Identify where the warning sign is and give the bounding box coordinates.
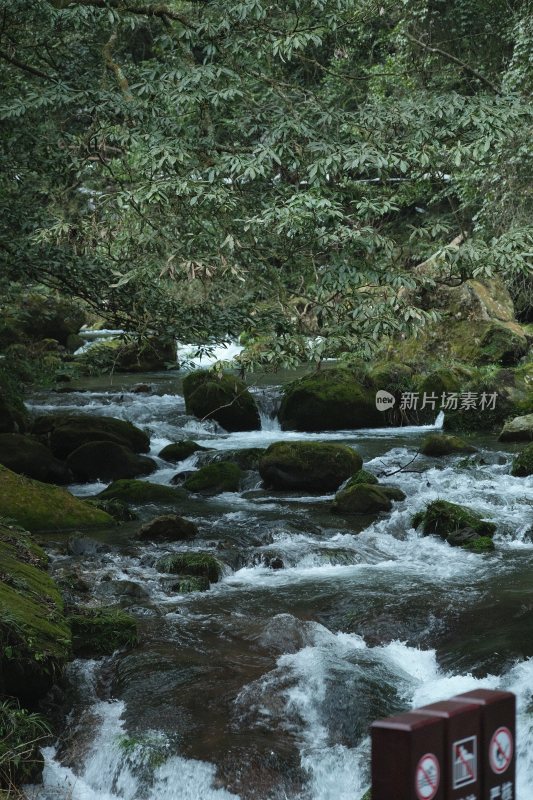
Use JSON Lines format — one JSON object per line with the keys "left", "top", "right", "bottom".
{"left": 452, "top": 735, "right": 477, "bottom": 789}
{"left": 489, "top": 726, "right": 513, "bottom": 775}
{"left": 415, "top": 752, "right": 440, "bottom": 800}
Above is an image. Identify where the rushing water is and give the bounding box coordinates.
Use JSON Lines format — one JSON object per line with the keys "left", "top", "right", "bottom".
{"left": 25, "top": 373, "right": 533, "bottom": 800}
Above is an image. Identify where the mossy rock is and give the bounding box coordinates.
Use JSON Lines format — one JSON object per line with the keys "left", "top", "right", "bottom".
{"left": 183, "top": 462, "right": 242, "bottom": 495}
{"left": 413, "top": 500, "right": 496, "bottom": 539}
{"left": 137, "top": 514, "right": 198, "bottom": 541}
{"left": 259, "top": 441, "right": 363, "bottom": 492}
{"left": 32, "top": 413, "right": 150, "bottom": 459}
{"left": 170, "top": 576, "right": 210, "bottom": 593}
{"left": 68, "top": 608, "right": 138, "bottom": 656}
{"left": 278, "top": 368, "right": 383, "bottom": 431}
{"left": 0, "top": 433, "right": 72, "bottom": 484}
{"left": 183, "top": 370, "right": 260, "bottom": 432}
{"left": 420, "top": 434, "right": 476, "bottom": 457}
{"left": 204, "top": 447, "right": 266, "bottom": 471}
{"left": 359, "top": 791, "right": 371, "bottom": 800}
{"left": 0, "top": 465, "right": 114, "bottom": 532}
{"left": 13, "top": 292, "right": 86, "bottom": 346}
{"left": 114, "top": 338, "right": 177, "bottom": 372}
{"left": 158, "top": 440, "right": 209, "bottom": 463}
{"left": 0, "top": 393, "right": 28, "bottom": 434}
{"left": 66, "top": 441, "right": 156, "bottom": 482}
{"left": 332, "top": 483, "right": 406, "bottom": 514}
{"left": 442, "top": 368, "right": 520, "bottom": 433}
{"left": 0, "top": 523, "right": 71, "bottom": 703}
{"left": 156, "top": 552, "right": 222, "bottom": 583}
{"left": 454, "top": 533, "right": 496, "bottom": 553}
{"left": 344, "top": 469, "right": 379, "bottom": 488}
{"left": 97, "top": 479, "right": 186, "bottom": 505}
{"left": 511, "top": 443, "right": 533, "bottom": 477}
{"left": 84, "top": 497, "right": 138, "bottom": 522}
{"left": 499, "top": 414, "right": 533, "bottom": 443}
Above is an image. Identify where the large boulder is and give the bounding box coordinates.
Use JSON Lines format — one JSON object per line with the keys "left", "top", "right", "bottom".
{"left": 259, "top": 441, "right": 362, "bottom": 492}
{"left": 182, "top": 370, "right": 260, "bottom": 432}
{"left": 0, "top": 433, "right": 72, "bottom": 484}
{"left": 0, "top": 393, "right": 28, "bottom": 434}
{"left": 412, "top": 500, "right": 496, "bottom": 539}
{"left": 33, "top": 413, "right": 150, "bottom": 458}
{"left": 158, "top": 440, "right": 209, "bottom": 463}
{"left": 0, "top": 523, "right": 71, "bottom": 702}
{"left": 278, "top": 368, "right": 383, "bottom": 431}
{"left": 97, "top": 479, "right": 185, "bottom": 504}
{"left": 66, "top": 441, "right": 156, "bottom": 482}
{"left": 332, "top": 483, "right": 406, "bottom": 514}
{"left": 499, "top": 414, "right": 533, "bottom": 443}
{"left": 136, "top": 514, "right": 198, "bottom": 541}
{"left": 511, "top": 443, "right": 533, "bottom": 477}
{"left": 156, "top": 552, "right": 222, "bottom": 583}
{"left": 113, "top": 338, "right": 177, "bottom": 372}
{"left": 420, "top": 434, "right": 476, "bottom": 457}
{"left": 10, "top": 292, "right": 86, "bottom": 346}
{"left": 182, "top": 462, "right": 242, "bottom": 495}
{"left": 0, "top": 465, "right": 114, "bottom": 532}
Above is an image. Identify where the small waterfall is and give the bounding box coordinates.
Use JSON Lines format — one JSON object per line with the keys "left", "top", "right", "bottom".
{"left": 253, "top": 387, "right": 282, "bottom": 431}
{"left": 434, "top": 410, "right": 445, "bottom": 429}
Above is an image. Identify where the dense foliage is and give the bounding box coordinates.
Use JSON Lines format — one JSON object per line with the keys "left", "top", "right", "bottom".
{"left": 1, "top": 0, "right": 532, "bottom": 365}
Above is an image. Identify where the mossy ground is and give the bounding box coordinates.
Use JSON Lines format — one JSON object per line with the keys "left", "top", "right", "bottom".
{"left": 0, "top": 465, "right": 113, "bottom": 532}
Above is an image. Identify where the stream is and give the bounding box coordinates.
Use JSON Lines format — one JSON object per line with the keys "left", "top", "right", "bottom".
{"left": 24, "top": 370, "right": 533, "bottom": 800}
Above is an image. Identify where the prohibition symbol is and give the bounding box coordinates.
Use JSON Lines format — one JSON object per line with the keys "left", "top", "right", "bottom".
{"left": 489, "top": 727, "right": 513, "bottom": 774}
{"left": 415, "top": 753, "right": 440, "bottom": 800}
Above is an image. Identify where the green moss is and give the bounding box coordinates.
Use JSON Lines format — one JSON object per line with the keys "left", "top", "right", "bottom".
{"left": 413, "top": 500, "right": 496, "bottom": 539}
{"left": 0, "top": 524, "right": 71, "bottom": 702}
{"left": 183, "top": 370, "right": 260, "bottom": 432}
{"left": 332, "top": 483, "right": 405, "bottom": 514}
{"left": 172, "top": 576, "right": 210, "bottom": 593}
{"left": 420, "top": 434, "right": 476, "bottom": 457}
{"left": 156, "top": 552, "right": 222, "bottom": 583}
{"left": 278, "top": 368, "right": 382, "bottom": 431}
{"left": 158, "top": 440, "right": 209, "bottom": 463}
{"left": 259, "top": 441, "right": 363, "bottom": 492}
{"left": 97, "top": 479, "right": 186, "bottom": 504}
{"left": 345, "top": 469, "right": 379, "bottom": 487}
{"left": 32, "top": 413, "right": 150, "bottom": 459}
{"left": 183, "top": 462, "right": 242, "bottom": 494}
{"left": 68, "top": 608, "right": 138, "bottom": 656}
{"left": 207, "top": 447, "right": 265, "bottom": 470}
{"left": 462, "top": 536, "right": 496, "bottom": 553}
{"left": 84, "top": 498, "right": 138, "bottom": 522}
{"left": 511, "top": 443, "right": 533, "bottom": 477}
{"left": 0, "top": 465, "right": 114, "bottom": 532}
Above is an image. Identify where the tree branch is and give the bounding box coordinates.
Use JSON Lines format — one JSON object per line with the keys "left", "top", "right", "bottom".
{"left": 0, "top": 48, "right": 54, "bottom": 80}
{"left": 405, "top": 33, "right": 501, "bottom": 94}
{"left": 50, "top": 1, "right": 194, "bottom": 28}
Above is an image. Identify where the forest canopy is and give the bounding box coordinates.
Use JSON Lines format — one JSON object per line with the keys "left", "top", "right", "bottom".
{"left": 1, "top": 0, "right": 532, "bottom": 366}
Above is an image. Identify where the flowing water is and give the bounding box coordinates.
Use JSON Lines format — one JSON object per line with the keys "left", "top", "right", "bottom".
{"left": 24, "top": 372, "right": 533, "bottom": 800}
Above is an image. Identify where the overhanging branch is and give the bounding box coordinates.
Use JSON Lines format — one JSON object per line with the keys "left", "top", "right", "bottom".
{"left": 406, "top": 33, "right": 501, "bottom": 94}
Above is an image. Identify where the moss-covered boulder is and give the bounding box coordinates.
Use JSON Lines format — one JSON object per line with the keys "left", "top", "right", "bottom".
{"left": 499, "top": 414, "right": 533, "bottom": 443}
{"left": 170, "top": 576, "right": 210, "bottom": 593}
{"left": 183, "top": 462, "right": 242, "bottom": 494}
{"left": 344, "top": 469, "right": 379, "bottom": 488}
{"left": 158, "top": 440, "right": 209, "bottom": 463}
{"left": 183, "top": 370, "right": 260, "bottom": 432}
{"left": 511, "top": 443, "right": 533, "bottom": 477}
{"left": 0, "top": 523, "right": 71, "bottom": 702}
{"left": 420, "top": 434, "right": 476, "bottom": 457}
{"left": 0, "top": 433, "right": 72, "bottom": 484}
{"left": 202, "top": 447, "right": 265, "bottom": 471}
{"left": 68, "top": 608, "right": 138, "bottom": 656}
{"left": 32, "top": 413, "right": 150, "bottom": 459}
{"left": 97, "top": 479, "right": 186, "bottom": 505}
{"left": 259, "top": 441, "right": 363, "bottom": 492}
{"left": 114, "top": 338, "right": 177, "bottom": 372}
{"left": 278, "top": 368, "right": 383, "bottom": 431}
{"left": 137, "top": 514, "right": 198, "bottom": 541}
{"left": 84, "top": 497, "right": 138, "bottom": 522}
{"left": 66, "top": 441, "right": 156, "bottom": 482}
{"left": 156, "top": 552, "right": 222, "bottom": 583}
{"left": 332, "top": 483, "right": 406, "bottom": 514}
{"left": 13, "top": 292, "right": 86, "bottom": 347}
{"left": 447, "top": 529, "right": 496, "bottom": 551}
{"left": 0, "top": 465, "right": 114, "bottom": 532}
{"left": 413, "top": 500, "right": 496, "bottom": 539}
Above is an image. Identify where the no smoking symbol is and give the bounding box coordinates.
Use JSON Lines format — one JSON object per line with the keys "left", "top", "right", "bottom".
{"left": 489, "top": 727, "right": 513, "bottom": 774}
{"left": 415, "top": 753, "right": 440, "bottom": 800}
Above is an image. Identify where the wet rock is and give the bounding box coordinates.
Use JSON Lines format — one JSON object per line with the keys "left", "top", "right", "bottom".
{"left": 158, "top": 440, "right": 209, "bottom": 463}
{"left": 97, "top": 479, "right": 186, "bottom": 505}
{"left": 66, "top": 440, "right": 156, "bottom": 482}
{"left": 168, "top": 576, "right": 210, "bottom": 593}
{"left": 107, "top": 580, "right": 150, "bottom": 600}
{"left": 183, "top": 370, "right": 261, "bottom": 432}
{"left": 67, "top": 536, "right": 109, "bottom": 556}
{"left": 68, "top": 607, "right": 138, "bottom": 656}
{"left": 332, "top": 483, "right": 405, "bottom": 514}
{"left": 170, "top": 470, "right": 196, "bottom": 485}
{"left": 0, "top": 392, "right": 28, "bottom": 434}
{"left": 156, "top": 552, "right": 222, "bottom": 583}
{"left": 0, "top": 523, "right": 71, "bottom": 703}
{"left": 0, "top": 433, "right": 72, "bottom": 484}
{"left": 137, "top": 514, "right": 198, "bottom": 541}
{"left": 0, "top": 464, "right": 114, "bottom": 532}
{"left": 420, "top": 434, "right": 477, "bottom": 457}
{"left": 447, "top": 528, "right": 495, "bottom": 552}
{"left": 131, "top": 383, "right": 153, "bottom": 394}
{"left": 412, "top": 500, "right": 497, "bottom": 539}
{"left": 259, "top": 441, "right": 362, "bottom": 492}
{"left": 84, "top": 497, "right": 138, "bottom": 522}
{"left": 278, "top": 367, "right": 383, "bottom": 431}
{"left": 499, "top": 413, "right": 533, "bottom": 442}
{"left": 183, "top": 462, "right": 242, "bottom": 495}
{"left": 269, "top": 556, "right": 284, "bottom": 570}
{"left": 114, "top": 338, "right": 177, "bottom": 372}
{"left": 200, "top": 447, "right": 265, "bottom": 471}
{"left": 511, "top": 443, "right": 533, "bottom": 477}
{"left": 344, "top": 469, "right": 379, "bottom": 487}
{"left": 32, "top": 413, "right": 150, "bottom": 458}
